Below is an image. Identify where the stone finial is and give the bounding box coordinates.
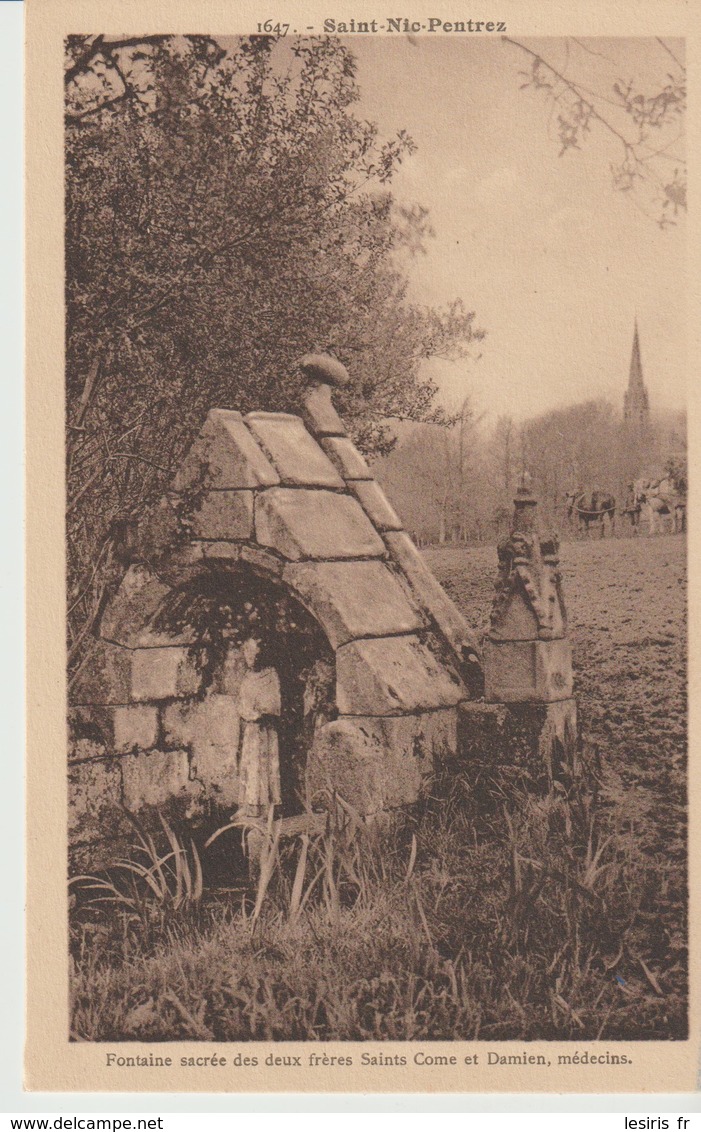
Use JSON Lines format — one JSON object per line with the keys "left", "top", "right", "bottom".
{"left": 485, "top": 474, "right": 574, "bottom": 711}
{"left": 297, "top": 353, "right": 351, "bottom": 389}
{"left": 489, "top": 478, "right": 566, "bottom": 644}
{"left": 512, "top": 470, "right": 538, "bottom": 534}
{"left": 298, "top": 354, "right": 350, "bottom": 438}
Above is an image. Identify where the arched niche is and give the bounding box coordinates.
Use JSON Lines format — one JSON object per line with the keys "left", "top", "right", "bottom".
{"left": 147, "top": 558, "right": 337, "bottom": 821}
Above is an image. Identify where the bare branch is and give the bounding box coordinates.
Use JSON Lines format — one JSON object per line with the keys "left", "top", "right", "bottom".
{"left": 655, "top": 37, "right": 685, "bottom": 72}
{"left": 503, "top": 37, "right": 636, "bottom": 151}
{"left": 503, "top": 35, "right": 686, "bottom": 224}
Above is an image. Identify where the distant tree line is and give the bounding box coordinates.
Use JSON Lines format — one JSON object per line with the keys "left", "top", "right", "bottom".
{"left": 375, "top": 398, "right": 687, "bottom": 544}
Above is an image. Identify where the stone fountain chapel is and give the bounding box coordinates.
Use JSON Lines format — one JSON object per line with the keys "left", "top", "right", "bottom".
{"left": 69, "top": 357, "right": 490, "bottom": 869}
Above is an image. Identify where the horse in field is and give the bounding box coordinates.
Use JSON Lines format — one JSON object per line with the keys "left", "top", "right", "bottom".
{"left": 635, "top": 477, "right": 686, "bottom": 535}
{"left": 565, "top": 490, "right": 616, "bottom": 537}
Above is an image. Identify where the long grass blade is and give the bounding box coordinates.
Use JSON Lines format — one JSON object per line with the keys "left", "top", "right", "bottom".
{"left": 289, "top": 834, "right": 310, "bottom": 922}
{"left": 251, "top": 824, "right": 281, "bottom": 928}
{"left": 191, "top": 840, "right": 203, "bottom": 904}
{"left": 405, "top": 834, "right": 417, "bottom": 884}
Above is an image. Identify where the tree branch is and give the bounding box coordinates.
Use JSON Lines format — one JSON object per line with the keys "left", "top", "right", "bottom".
{"left": 655, "top": 37, "right": 684, "bottom": 72}
{"left": 502, "top": 37, "right": 636, "bottom": 152}
{"left": 64, "top": 35, "right": 169, "bottom": 86}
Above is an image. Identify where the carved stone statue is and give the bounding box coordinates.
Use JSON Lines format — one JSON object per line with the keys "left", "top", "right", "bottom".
{"left": 237, "top": 636, "right": 282, "bottom": 818}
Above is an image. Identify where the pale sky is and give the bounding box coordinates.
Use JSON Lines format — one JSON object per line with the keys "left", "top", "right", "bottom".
{"left": 348, "top": 36, "right": 686, "bottom": 424}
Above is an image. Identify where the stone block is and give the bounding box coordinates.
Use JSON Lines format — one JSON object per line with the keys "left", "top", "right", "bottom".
{"left": 320, "top": 437, "right": 372, "bottom": 481}
{"left": 154, "top": 544, "right": 207, "bottom": 589}
{"left": 458, "top": 699, "right": 578, "bottom": 789}
{"left": 162, "top": 542, "right": 206, "bottom": 566}
{"left": 307, "top": 708, "right": 459, "bottom": 813}
{"left": 379, "top": 709, "right": 459, "bottom": 806}
{"left": 351, "top": 480, "right": 403, "bottom": 531}
{"left": 301, "top": 383, "right": 348, "bottom": 438}
{"left": 537, "top": 698, "right": 578, "bottom": 778}
{"left": 239, "top": 544, "right": 284, "bottom": 576}
{"left": 384, "top": 531, "right": 482, "bottom": 669}
{"left": 69, "top": 735, "right": 107, "bottom": 763}
{"left": 306, "top": 718, "right": 385, "bottom": 814}
{"left": 163, "top": 694, "right": 239, "bottom": 751}
{"left": 200, "top": 541, "right": 241, "bottom": 561}
{"left": 100, "top": 565, "right": 195, "bottom": 648}
{"left": 191, "top": 743, "right": 240, "bottom": 809}
{"left": 336, "top": 634, "right": 466, "bottom": 716}
{"left": 121, "top": 748, "right": 197, "bottom": 810}
{"left": 187, "top": 489, "right": 254, "bottom": 541}
{"left": 245, "top": 413, "right": 345, "bottom": 488}
{"left": 113, "top": 705, "right": 159, "bottom": 753}
{"left": 174, "top": 409, "right": 280, "bottom": 491}
{"left": 71, "top": 641, "right": 135, "bottom": 706}
{"left": 69, "top": 706, "right": 107, "bottom": 756}
{"left": 284, "top": 560, "right": 423, "bottom": 648}
{"left": 130, "top": 647, "right": 202, "bottom": 702}
{"left": 162, "top": 694, "right": 241, "bottom": 806}
{"left": 255, "top": 488, "right": 386, "bottom": 561}
{"left": 70, "top": 704, "right": 159, "bottom": 754}
{"left": 68, "top": 758, "right": 124, "bottom": 845}
{"left": 483, "top": 637, "right": 573, "bottom": 703}
{"left": 74, "top": 643, "right": 202, "bottom": 708}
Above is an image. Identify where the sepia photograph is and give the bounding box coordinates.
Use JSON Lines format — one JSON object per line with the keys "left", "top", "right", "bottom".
{"left": 61, "top": 29, "right": 688, "bottom": 1050}
{"left": 21, "top": 0, "right": 700, "bottom": 1093}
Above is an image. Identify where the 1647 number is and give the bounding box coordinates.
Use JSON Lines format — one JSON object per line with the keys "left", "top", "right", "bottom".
{"left": 256, "top": 21, "right": 290, "bottom": 35}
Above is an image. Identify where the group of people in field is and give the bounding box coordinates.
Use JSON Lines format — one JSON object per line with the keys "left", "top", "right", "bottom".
{"left": 565, "top": 475, "right": 686, "bottom": 537}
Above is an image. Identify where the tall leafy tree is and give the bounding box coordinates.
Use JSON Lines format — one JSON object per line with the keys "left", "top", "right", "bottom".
{"left": 65, "top": 35, "right": 482, "bottom": 676}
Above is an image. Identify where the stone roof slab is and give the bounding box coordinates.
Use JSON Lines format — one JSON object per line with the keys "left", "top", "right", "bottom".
{"left": 283, "top": 560, "right": 423, "bottom": 647}
{"left": 351, "top": 480, "right": 403, "bottom": 531}
{"left": 336, "top": 634, "right": 465, "bottom": 715}
{"left": 384, "top": 531, "right": 481, "bottom": 662}
{"left": 255, "top": 488, "right": 386, "bottom": 561}
{"left": 174, "top": 409, "right": 280, "bottom": 491}
{"left": 245, "top": 412, "right": 344, "bottom": 488}
{"left": 320, "top": 437, "right": 372, "bottom": 481}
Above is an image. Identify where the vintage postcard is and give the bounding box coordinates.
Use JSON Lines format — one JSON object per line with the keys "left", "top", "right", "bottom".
{"left": 25, "top": 0, "right": 699, "bottom": 1094}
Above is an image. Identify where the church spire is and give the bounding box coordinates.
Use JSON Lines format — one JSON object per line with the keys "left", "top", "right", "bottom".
{"left": 624, "top": 319, "right": 650, "bottom": 426}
